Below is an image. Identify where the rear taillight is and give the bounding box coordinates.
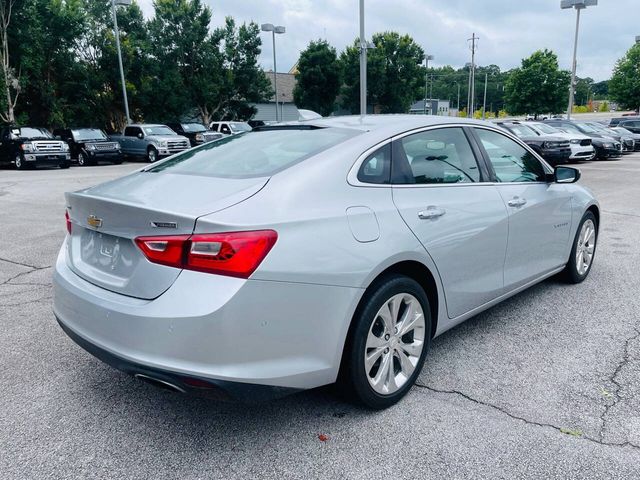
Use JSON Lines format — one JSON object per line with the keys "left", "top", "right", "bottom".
{"left": 135, "top": 230, "right": 277, "bottom": 279}
{"left": 65, "top": 210, "right": 72, "bottom": 234}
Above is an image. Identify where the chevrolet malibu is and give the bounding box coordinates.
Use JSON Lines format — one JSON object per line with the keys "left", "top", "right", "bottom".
{"left": 53, "top": 116, "right": 599, "bottom": 409}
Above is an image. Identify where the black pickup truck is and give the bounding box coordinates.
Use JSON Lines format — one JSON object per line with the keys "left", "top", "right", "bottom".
{"left": 165, "top": 122, "right": 223, "bottom": 147}
{"left": 0, "top": 126, "right": 71, "bottom": 169}
{"left": 53, "top": 128, "right": 122, "bottom": 166}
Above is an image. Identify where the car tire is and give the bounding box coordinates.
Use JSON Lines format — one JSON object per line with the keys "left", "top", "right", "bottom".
{"left": 562, "top": 211, "right": 597, "bottom": 284}
{"left": 78, "top": 151, "right": 93, "bottom": 166}
{"left": 340, "top": 275, "right": 432, "bottom": 409}
{"left": 14, "top": 153, "right": 26, "bottom": 170}
{"left": 147, "top": 147, "right": 158, "bottom": 163}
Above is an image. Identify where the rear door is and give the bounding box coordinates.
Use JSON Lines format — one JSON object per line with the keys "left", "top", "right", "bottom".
{"left": 391, "top": 126, "right": 508, "bottom": 319}
{"left": 471, "top": 127, "right": 573, "bottom": 289}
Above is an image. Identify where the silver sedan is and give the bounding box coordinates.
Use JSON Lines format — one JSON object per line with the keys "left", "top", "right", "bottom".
{"left": 53, "top": 115, "right": 599, "bottom": 408}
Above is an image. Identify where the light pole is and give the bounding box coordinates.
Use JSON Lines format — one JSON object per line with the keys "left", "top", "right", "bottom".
{"left": 112, "top": 0, "right": 131, "bottom": 125}
{"left": 468, "top": 33, "right": 478, "bottom": 118}
{"left": 423, "top": 54, "right": 434, "bottom": 114}
{"left": 261, "top": 23, "right": 286, "bottom": 122}
{"left": 561, "top": 0, "right": 597, "bottom": 120}
{"left": 456, "top": 82, "right": 461, "bottom": 113}
{"left": 482, "top": 72, "right": 488, "bottom": 120}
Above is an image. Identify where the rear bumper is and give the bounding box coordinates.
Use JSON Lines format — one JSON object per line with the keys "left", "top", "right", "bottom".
{"left": 53, "top": 242, "right": 361, "bottom": 398}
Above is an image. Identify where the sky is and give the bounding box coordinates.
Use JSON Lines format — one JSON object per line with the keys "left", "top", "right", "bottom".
{"left": 137, "top": 0, "right": 639, "bottom": 81}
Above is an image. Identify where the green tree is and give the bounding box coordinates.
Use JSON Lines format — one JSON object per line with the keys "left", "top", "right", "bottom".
{"left": 340, "top": 31, "right": 424, "bottom": 114}
{"left": 204, "top": 17, "right": 272, "bottom": 121}
{"left": 574, "top": 77, "right": 594, "bottom": 106}
{"left": 293, "top": 40, "right": 341, "bottom": 116}
{"left": 609, "top": 43, "right": 640, "bottom": 112}
{"left": 504, "top": 49, "right": 570, "bottom": 117}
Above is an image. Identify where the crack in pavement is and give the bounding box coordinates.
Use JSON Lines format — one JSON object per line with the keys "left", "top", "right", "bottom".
{"left": 414, "top": 383, "right": 640, "bottom": 452}
{"left": 0, "top": 263, "right": 52, "bottom": 287}
{"left": 602, "top": 210, "right": 640, "bottom": 219}
{"left": 1, "top": 296, "right": 53, "bottom": 308}
{"left": 0, "top": 256, "right": 46, "bottom": 270}
{"left": 599, "top": 326, "right": 640, "bottom": 442}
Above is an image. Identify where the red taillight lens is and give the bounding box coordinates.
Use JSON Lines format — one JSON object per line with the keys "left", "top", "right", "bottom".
{"left": 134, "top": 230, "right": 277, "bottom": 279}
{"left": 65, "top": 210, "right": 72, "bottom": 234}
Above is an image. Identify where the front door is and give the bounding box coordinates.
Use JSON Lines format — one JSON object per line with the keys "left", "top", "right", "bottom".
{"left": 391, "top": 126, "right": 509, "bottom": 319}
{"left": 472, "top": 127, "right": 573, "bottom": 289}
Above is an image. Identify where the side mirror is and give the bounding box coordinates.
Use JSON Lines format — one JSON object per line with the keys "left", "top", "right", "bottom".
{"left": 555, "top": 166, "right": 580, "bottom": 184}
{"left": 137, "top": 133, "right": 143, "bottom": 139}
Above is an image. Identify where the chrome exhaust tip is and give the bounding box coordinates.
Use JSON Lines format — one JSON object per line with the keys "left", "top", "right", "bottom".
{"left": 134, "top": 373, "right": 185, "bottom": 393}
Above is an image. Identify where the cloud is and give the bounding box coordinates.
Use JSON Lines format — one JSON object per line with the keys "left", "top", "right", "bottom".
{"left": 136, "top": 0, "right": 638, "bottom": 80}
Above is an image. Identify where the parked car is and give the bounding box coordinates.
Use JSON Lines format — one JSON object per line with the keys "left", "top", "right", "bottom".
{"left": 0, "top": 126, "right": 70, "bottom": 169}
{"left": 209, "top": 121, "right": 252, "bottom": 136}
{"left": 54, "top": 116, "right": 599, "bottom": 409}
{"left": 165, "top": 122, "right": 223, "bottom": 147}
{"left": 616, "top": 119, "right": 640, "bottom": 135}
{"left": 495, "top": 121, "right": 571, "bottom": 166}
{"left": 544, "top": 120, "right": 622, "bottom": 160}
{"left": 526, "top": 122, "right": 595, "bottom": 162}
{"left": 608, "top": 116, "right": 640, "bottom": 127}
{"left": 582, "top": 122, "right": 635, "bottom": 153}
{"left": 110, "top": 124, "right": 190, "bottom": 162}
{"left": 53, "top": 128, "right": 122, "bottom": 166}
{"left": 610, "top": 127, "right": 640, "bottom": 151}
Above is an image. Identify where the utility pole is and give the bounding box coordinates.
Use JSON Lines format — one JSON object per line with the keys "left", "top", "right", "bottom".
{"left": 359, "top": 0, "right": 366, "bottom": 117}
{"left": 112, "top": 0, "right": 131, "bottom": 125}
{"left": 457, "top": 83, "right": 461, "bottom": 113}
{"left": 482, "top": 72, "right": 488, "bottom": 120}
{"left": 468, "top": 33, "right": 479, "bottom": 118}
{"left": 422, "top": 54, "right": 433, "bottom": 114}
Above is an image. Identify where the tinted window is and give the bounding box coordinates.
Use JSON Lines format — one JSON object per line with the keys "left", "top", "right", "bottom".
{"left": 357, "top": 144, "right": 391, "bottom": 184}
{"left": 124, "top": 127, "right": 140, "bottom": 137}
{"left": 393, "top": 128, "right": 480, "bottom": 184}
{"left": 476, "top": 129, "right": 546, "bottom": 183}
{"left": 148, "top": 127, "right": 359, "bottom": 178}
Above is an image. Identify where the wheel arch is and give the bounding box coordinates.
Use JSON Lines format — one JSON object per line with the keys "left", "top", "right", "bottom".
{"left": 337, "top": 259, "right": 441, "bottom": 383}
{"left": 586, "top": 203, "right": 600, "bottom": 230}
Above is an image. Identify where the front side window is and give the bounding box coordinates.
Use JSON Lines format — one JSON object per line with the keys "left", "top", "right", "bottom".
{"left": 475, "top": 128, "right": 546, "bottom": 183}
{"left": 393, "top": 127, "right": 481, "bottom": 184}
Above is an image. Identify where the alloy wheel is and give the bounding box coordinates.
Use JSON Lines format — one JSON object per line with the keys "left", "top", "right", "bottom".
{"left": 364, "top": 293, "right": 426, "bottom": 395}
{"left": 576, "top": 219, "right": 596, "bottom": 276}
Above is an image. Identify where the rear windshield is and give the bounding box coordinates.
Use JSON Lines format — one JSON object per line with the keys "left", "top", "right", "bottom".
{"left": 147, "top": 127, "right": 359, "bottom": 178}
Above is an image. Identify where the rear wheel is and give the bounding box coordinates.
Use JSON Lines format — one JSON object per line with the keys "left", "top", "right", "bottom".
{"left": 147, "top": 147, "right": 158, "bottom": 163}
{"left": 341, "top": 275, "right": 431, "bottom": 409}
{"left": 562, "top": 211, "right": 597, "bottom": 283}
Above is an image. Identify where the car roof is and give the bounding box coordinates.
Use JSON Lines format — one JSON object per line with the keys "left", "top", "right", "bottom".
{"left": 129, "top": 124, "right": 167, "bottom": 128}
{"left": 287, "top": 114, "right": 492, "bottom": 137}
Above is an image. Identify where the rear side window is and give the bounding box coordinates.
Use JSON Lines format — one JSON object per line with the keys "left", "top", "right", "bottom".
{"left": 148, "top": 127, "right": 360, "bottom": 178}
{"left": 392, "top": 127, "right": 481, "bottom": 184}
{"left": 357, "top": 144, "right": 391, "bottom": 184}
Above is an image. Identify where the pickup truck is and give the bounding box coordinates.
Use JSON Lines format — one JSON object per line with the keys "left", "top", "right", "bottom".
{"left": 53, "top": 128, "right": 122, "bottom": 166}
{"left": 110, "top": 124, "right": 190, "bottom": 162}
{"left": 165, "top": 122, "right": 223, "bottom": 147}
{"left": 0, "top": 126, "right": 71, "bottom": 169}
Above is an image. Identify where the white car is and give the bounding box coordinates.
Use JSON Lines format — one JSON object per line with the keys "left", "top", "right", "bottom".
{"left": 209, "top": 121, "right": 252, "bottom": 136}
{"left": 527, "top": 122, "right": 595, "bottom": 161}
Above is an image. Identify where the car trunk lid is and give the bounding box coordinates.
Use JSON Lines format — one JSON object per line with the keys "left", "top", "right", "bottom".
{"left": 65, "top": 171, "right": 268, "bottom": 299}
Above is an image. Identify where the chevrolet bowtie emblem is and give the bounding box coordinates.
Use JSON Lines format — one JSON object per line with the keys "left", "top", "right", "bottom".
{"left": 87, "top": 215, "right": 103, "bottom": 228}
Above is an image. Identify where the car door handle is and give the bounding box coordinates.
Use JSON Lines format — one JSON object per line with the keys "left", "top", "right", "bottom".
{"left": 507, "top": 197, "right": 527, "bottom": 208}
{"left": 418, "top": 207, "right": 446, "bottom": 220}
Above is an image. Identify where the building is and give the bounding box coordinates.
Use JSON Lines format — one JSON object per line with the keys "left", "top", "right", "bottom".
{"left": 250, "top": 72, "right": 300, "bottom": 122}
{"left": 409, "top": 99, "right": 451, "bottom": 116}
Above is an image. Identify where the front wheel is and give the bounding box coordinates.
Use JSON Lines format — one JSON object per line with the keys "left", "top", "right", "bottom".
{"left": 77, "top": 151, "right": 93, "bottom": 166}
{"left": 147, "top": 147, "right": 158, "bottom": 163}
{"left": 341, "top": 275, "right": 431, "bottom": 409}
{"left": 562, "top": 211, "right": 597, "bottom": 283}
{"left": 14, "top": 153, "right": 26, "bottom": 170}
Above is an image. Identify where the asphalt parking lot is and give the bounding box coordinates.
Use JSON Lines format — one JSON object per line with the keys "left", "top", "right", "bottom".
{"left": 1, "top": 155, "right": 640, "bottom": 479}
